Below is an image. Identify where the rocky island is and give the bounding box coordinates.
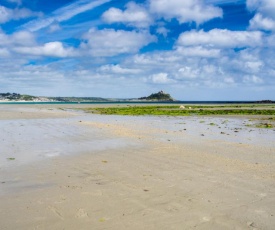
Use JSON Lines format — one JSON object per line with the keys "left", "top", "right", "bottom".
{"left": 138, "top": 91, "right": 175, "bottom": 101}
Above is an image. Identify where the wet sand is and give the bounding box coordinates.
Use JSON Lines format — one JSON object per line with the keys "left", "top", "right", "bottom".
{"left": 0, "top": 104, "right": 275, "bottom": 229}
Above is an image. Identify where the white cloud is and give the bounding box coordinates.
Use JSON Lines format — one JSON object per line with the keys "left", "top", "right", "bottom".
{"left": 232, "top": 48, "right": 263, "bottom": 74}
{"left": 177, "top": 29, "right": 263, "bottom": 48}
{"left": 21, "top": 0, "right": 112, "bottom": 31}
{"left": 102, "top": 2, "right": 152, "bottom": 28}
{"left": 148, "top": 73, "right": 175, "bottom": 84}
{"left": 247, "top": 0, "right": 275, "bottom": 19}
{"left": 249, "top": 14, "right": 275, "bottom": 31}
{"left": 13, "top": 42, "right": 76, "bottom": 57}
{"left": 132, "top": 51, "right": 182, "bottom": 66}
{"left": 176, "top": 46, "right": 220, "bottom": 58}
{"left": 244, "top": 61, "right": 263, "bottom": 73}
{"left": 81, "top": 28, "right": 156, "bottom": 57}
{"left": 0, "top": 6, "right": 40, "bottom": 24}
{"left": 149, "top": 0, "right": 223, "bottom": 24}
{"left": 247, "top": 0, "right": 275, "bottom": 31}
{"left": 156, "top": 27, "right": 170, "bottom": 37}
{"left": 0, "top": 30, "right": 36, "bottom": 46}
{"left": 177, "top": 67, "right": 199, "bottom": 79}
{"left": 98, "top": 64, "right": 141, "bottom": 74}
{"left": 124, "top": 41, "right": 274, "bottom": 90}
{"left": 11, "top": 31, "right": 36, "bottom": 46}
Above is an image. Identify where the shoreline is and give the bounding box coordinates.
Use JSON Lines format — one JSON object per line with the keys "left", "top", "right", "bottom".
{"left": 0, "top": 104, "right": 275, "bottom": 229}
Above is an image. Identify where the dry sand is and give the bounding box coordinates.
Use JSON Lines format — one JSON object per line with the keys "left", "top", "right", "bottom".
{"left": 0, "top": 104, "right": 275, "bottom": 230}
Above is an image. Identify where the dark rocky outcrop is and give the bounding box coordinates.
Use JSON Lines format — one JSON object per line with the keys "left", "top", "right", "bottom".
{"left": 138, "top": 91, "right": 175, "bottom": 101}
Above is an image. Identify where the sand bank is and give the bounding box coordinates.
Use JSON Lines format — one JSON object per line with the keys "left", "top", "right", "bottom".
{"left": 0, "top": 104, "right": 274, "bottom": 229}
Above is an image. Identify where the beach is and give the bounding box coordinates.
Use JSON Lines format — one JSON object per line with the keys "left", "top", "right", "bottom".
{"left": 0, "top": 104, "right": 275, "bottom": 229}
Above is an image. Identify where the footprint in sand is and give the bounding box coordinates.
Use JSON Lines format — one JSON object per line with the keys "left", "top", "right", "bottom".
{"left": 75, "top": 208, "right": 89, "bottom": 218}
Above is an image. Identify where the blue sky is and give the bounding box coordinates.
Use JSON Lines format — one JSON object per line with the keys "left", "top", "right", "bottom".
{"left": 0, "top": 0, "right": 274, "bottom": 100}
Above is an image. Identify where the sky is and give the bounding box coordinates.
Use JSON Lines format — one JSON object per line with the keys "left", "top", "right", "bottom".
{"left": 0, "top": 0, "right": 274, "bottom": 100}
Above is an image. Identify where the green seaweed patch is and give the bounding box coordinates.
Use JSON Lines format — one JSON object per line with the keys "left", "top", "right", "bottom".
{"left": 7, "top": 157, "right": 15, "bottom": 160}
{"left": 256, "top": 123, "right": 274, "bottom": 128}
{"left": 84, "top": 106, "right": 275, "bottom": 116}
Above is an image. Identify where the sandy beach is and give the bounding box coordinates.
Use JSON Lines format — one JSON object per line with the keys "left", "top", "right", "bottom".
{"left": 0, "top": 104, "right": 275, "bottom": 229}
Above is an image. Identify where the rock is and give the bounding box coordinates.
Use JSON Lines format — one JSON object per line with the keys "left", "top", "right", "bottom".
{"left": 138, "top": 91, "right": 175, "bottom": 101}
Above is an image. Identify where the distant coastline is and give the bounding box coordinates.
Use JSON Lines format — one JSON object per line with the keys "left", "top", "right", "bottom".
{"left": 0, "top": 92, "right": 274, "bottom": 104}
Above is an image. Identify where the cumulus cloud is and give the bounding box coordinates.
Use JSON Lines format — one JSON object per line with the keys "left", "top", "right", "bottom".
{"left": 81, "top": 28, "right": 156, "bottom": 57}
{"left": 247, "top": 0, "right": 275, "bottom": 31}
{"left": 102, "top": 2, "right": 152, "bottom": 28}
{"left": 0, "top": 30, "right": 36, "bottom": 46}
{"left": 177, "top": 29, "right": 263, "bottom": 48}
{"left": 125, "top": 41, "right": 274, "bottom": 90}
{"left": 247, "top": 0, "right": 275, "bottom": 19}
{"left": 149, "top": 0, "right": 223, "bottom": 24}
{"left": 13, "top": 42, "right": 76, "bottom": 57}
{"left": 249, "top": 14, "right": 275, "bottom": 31}
{"left": 0, "top": 6, "right": 41, "bottom": 24}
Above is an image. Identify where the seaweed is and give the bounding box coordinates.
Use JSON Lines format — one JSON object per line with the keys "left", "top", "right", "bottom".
{"left": 7, "top": 158, "right": 15, "bottom": 160}
{"left": 84, "top": 105, "right": 275, "bottom": 116}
